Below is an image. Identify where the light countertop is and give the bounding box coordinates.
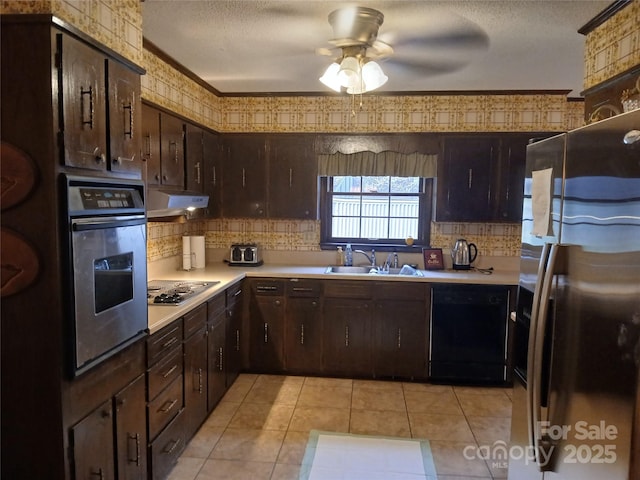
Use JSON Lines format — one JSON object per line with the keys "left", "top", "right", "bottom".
{"left": 147, "top": 263, "right": 519, "bottom": 334}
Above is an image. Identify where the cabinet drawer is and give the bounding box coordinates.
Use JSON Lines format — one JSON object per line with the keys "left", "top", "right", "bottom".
{"left": 148, "top": 346, "right": 183, "bottom": 400}
{"left": 324, "top": 281, "right": 372, "bottom": 299}
{"left": 183, "top": 303, "right": 207, "bottom": 339}
{"left": 227, "top": 282, "right": 243, "bottom": 307}
{"left": 373, "top": 282, "right": 427, "bottom": 300}
{"left": 287, "top": 279, "right": 322, "bottom": 297}
{"left": 149, "top": 408, "right": 185, "bottom": 480}
{"left": 148, "top": 374, "right": 183, "bottom": 440}
{"left": 147, "top": 319, "right": 183, "bottom": 366}
{"left": 252, "top": 279, "right": 285, "bottom": 296}
{"left": 207, "top": 293, "right": 226, "bottom": 325}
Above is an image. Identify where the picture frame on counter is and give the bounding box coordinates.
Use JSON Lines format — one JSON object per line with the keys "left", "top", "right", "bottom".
{"left": 423, "top": 248, "right": 444, "bottom": 270}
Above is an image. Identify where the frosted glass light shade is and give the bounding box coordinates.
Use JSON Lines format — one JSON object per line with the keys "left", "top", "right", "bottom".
{"left": 338, "top": 56, "right": 361, "bottom": 89}
{"left": 361, "top": 60, "right": 388, "bottom": 91}
{"left": 319, "top": 62, "right": 342, "bottom": 92}
{"left": 319, "top": 56, "right": 388, "bottom": 94}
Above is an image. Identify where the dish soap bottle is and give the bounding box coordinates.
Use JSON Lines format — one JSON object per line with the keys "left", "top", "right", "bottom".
{"left": 336, "top": 246, "right": 344, "bottom": 266}
{"left": 344, "top": 244, "right": 353, "bottom": 266}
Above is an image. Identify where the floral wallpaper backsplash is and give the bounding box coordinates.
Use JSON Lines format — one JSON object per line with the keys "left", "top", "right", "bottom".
{"left": 583, "top": 0, "right": 640, "bottom": 90}
{"left": 146, "top": 218, "right": 522, "bottom": 263}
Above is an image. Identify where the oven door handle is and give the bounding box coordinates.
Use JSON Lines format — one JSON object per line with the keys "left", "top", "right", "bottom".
{"left": 72, "top": 216, "right": 146, "bottom": 231}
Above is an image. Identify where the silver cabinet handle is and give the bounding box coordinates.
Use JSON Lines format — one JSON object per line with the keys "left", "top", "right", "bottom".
{"left": 345, "top": 325, "right": 349, "bottom": 347}
{"left": 123, "top": 102, "right": 133, "bottom": 138}
{"left": 289, "top": 168, "right": 293, "bottom": 188}
{"left": 195, "top": 161, "right": 201, "bottom": 184}
{"left": 159, "top": 398, "right": 178, "bottom": 414}
{"left": 468, "top": 168, "right": 473, "bottom": 189}
{"left": 162, "top": 363, "right": 179, "bottom": 378}
{"left": 127, "top": 433, "right": 141, "bottom": 466}
{"left": 219, "top": 346, "right": 224, "bottom": 371}
{"left": 397, "top": 328, "right": 402, "bottom": 349}
{"left": 264, "top": 323, "right": 269, "bottom": 343}
{"left": 80, "top": 85, "right": 94, "bottom": 127}
{"left": 300, "top": 324, "right": 305, "bottom": 345}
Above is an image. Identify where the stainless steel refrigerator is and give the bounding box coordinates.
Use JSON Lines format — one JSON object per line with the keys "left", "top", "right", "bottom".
{"left": 508, "top": 109, "right": 640, "bottom": 480}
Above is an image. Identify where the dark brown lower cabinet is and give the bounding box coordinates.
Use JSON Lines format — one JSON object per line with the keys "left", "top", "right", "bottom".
{"left": 183, "top": 326, "right": 208, "bottom": 440}
{"left": 225, "top": 283, "right": 244, "bottom": 387}
{"left": 207, "top": 293, "right": 227, "bottom": 411}
{"left": 114, "top": 374, "right": 148, "bottom": 480}
{"left": 149, "top": 409, "right": 185, "bottom": 480}
{"left": 249, "top": 280, "right": 286, "bottom": 373}
{"left": 147, "top": 320, "right": 185, "bottom": 479}
{"left": 323, "top": 298, "right": 372, "bottom": 377}
{"left": 285, "top": 296, "right": 322, "bottom": 374}
{"left": 71, "top": 399, "right": 115, "bottom": 480}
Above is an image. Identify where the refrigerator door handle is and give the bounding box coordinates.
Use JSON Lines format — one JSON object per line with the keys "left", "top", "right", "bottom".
{"left": 531, "top": 242, "right": 561, "bottom": 471}
{"left": 526, "top": 243, "right": 550, "bottom": 454}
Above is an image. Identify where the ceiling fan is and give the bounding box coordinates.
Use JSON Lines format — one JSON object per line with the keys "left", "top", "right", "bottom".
{"left": 315, "top": 5, "right": 490, "bottom": 93}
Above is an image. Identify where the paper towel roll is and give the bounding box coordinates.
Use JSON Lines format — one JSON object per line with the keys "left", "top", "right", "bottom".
{"left": 182, "top": 236, "right": 192, "bottom": 270}
{"left": 190, "top": 236, "right": 206, "bottom": 269}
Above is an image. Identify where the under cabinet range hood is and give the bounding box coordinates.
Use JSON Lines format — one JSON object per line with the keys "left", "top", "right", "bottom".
{"left": 146, "top": 188, "right": 209, "bottom": 218}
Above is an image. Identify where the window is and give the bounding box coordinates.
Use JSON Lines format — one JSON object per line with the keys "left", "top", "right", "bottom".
{"left": 320, "top": 176, "right": 432, "bottom": 247}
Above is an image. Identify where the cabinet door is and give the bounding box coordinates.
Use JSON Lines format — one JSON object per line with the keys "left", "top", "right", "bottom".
{"left": 285, "top": 296, "right": 322, "bottom": 374}
{"left": 183, "top": 327, "right": 208, "bottom": 440}
{"left": 225, "top": 283, "right": 244, "bottom": 387}
{"left": 208, "top": 318, "right": 226, "bottom": 410}
{"left": 114, "top": 374, "right": 148, "bottom": 480}
{"left": 494, "top": 135, "right": 529, "bottom": 222}
{"left": 59, "top": 32, "right": 107, "bottom": 171}
{"left": 203, "top": 130, "right": 223, "bottom": 218}
{"left": 185, "top": 123, "right": 204, "bottom": 192}
{"left": 222, "top": 135, "right": 267, "bottom": 217}
{"left": 141, "top": 104, "right": 161, "bottom": 186}
{"left": 159, "top": 112, "right": 185, "bottom": 187}
{"left": 107, "top": 59, "right": 142, "bottom": 176}
{"left": 268, "top": 135, "right": 317, "bottom": 219}
{"left": 437, "top": 136, "right": 498, "bottom": 221}
{"left": 249, "top": 294, "right": 285, "bottom": 372}
{"left": 374, "top": 299, "right": 427, "bottom": 379}
{"left": 323, "top": 298, "right": 371, "bottom": 377}
{"left": 71, "top": 400, "right": 115, "bottom": 480}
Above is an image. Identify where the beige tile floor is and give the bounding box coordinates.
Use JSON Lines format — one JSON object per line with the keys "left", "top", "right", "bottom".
{"left": 168, "top": 374, "right": 513, "bottom": 480}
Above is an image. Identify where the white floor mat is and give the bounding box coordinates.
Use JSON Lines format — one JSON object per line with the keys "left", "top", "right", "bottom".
{"left": 300, "top": 430, "right": 437, "bottom": 480}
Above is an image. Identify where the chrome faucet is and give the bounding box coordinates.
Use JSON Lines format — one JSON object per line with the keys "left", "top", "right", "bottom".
{"left": 354, "top": 249, "right": 376, "bottom": 267}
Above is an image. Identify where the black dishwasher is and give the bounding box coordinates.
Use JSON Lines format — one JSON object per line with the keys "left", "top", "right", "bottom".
{"left": 429, "top": 284, "right": 510, "bottom": 385}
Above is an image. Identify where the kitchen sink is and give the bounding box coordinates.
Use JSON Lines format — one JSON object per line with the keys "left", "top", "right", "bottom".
{"left": 324, "top": 265, "right": 423, "bottom": 276}
{"left": 324, "top": 266, "right": 373, "bottom": 274}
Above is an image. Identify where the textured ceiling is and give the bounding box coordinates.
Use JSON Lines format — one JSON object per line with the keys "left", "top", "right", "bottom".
{"left": 142, "top": 0, "right": 612, "bottom": 96}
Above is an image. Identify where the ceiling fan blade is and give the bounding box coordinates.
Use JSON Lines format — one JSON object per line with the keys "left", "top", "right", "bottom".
{"left": 392, "top": 29, "right": 489, "bottom": 51}
{"left": 384, "top": 57, "right": 471, "bottom": 76}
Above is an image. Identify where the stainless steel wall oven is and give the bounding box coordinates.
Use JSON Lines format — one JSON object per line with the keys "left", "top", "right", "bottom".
{"left": 62, "top": 175, "right": 147, "bottom": 376}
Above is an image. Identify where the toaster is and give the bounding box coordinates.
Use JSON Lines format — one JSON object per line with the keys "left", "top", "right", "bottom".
{"left": 229, "top": 244, "right": 263, "bottom": 266}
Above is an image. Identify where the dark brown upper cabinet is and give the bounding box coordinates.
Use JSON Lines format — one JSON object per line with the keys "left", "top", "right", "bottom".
{"left": 436, "top": 134, "right": 551, "bottom": 223}
{"left": 185, "top": 123, "right": 205, "bottom": 192}
{"left": 59, "top": 32, "right": 108, "bottom": 171}
{"left": 57, "top": 31, "right": 143, "bottom": 176}
{"left": 222, "top": 135, "right": 268, "bottom": 218}
{"left": 202, "top": 129, "right": 223, "bottom": 218}
{"left": 437, "top": 136, "right": 499, "bottom": 222}
{"left": 268, "top": 135, "right": 318, "bottom": 219}
{"left": 141, "top": 104, "right": 162, "bottom": 186}
{"left": 107, "top": 60, "right": 143, "bottom": 176}
{"left": 159, "top": 112, "right": 185, "bottom": 188}
{"left": 142, "top": 105, "right": 185, "bottom": 188}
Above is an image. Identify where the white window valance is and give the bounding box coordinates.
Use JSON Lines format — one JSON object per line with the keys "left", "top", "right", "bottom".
{"left": 318, "top": 151, "right": 437, "bottom": 178}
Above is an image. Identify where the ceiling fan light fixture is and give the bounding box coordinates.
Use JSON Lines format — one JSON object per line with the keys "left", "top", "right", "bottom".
{"left": 319, "top": 62, "right": 342, "bottom": 92}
